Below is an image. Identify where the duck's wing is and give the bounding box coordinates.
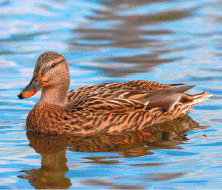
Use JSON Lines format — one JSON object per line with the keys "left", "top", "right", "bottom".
{"left": 69, "top": 85, "right": 195, "bottom": 113}
{"left": 67, "top": 80, "right": 176, "bottom": 105}
{"left": 80, "top": 97, "right": 146, "bottom": 112}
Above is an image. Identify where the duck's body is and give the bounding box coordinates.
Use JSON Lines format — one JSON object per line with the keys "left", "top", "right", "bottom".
{"left": 18, "top": 52, "right": 211, "bottom": 135}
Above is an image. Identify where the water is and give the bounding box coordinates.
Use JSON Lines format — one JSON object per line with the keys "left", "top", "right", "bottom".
{"left": 0, "top": 0, "right": 221, "bottom": 189}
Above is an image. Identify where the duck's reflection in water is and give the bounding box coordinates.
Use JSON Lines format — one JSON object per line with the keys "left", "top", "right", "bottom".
{"left": 19, "top": 115, "right": 204, "bottom": 189}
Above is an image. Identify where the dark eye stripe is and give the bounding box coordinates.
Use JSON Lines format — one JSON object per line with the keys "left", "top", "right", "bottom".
{"left": 50, "top": 59, "right": 64, "bottom": 68}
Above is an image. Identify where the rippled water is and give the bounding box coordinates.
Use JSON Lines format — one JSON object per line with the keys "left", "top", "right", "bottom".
{"left": 0, "top": 0, "right": 221, "bottom": 189}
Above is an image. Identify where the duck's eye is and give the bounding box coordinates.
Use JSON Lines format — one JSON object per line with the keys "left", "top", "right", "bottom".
{"left": 50, "top": 59, "right": 64, "bottom": 69}
{"left": 51, "top": 62, "right": 57, "bottom": 68}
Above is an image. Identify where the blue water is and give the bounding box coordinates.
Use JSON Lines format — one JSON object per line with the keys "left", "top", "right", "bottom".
{"left": 0, "top": 0, "right": 221, "bottom": 189}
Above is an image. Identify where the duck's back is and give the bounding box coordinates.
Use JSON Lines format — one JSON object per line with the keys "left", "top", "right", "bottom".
{"left": 67, "top": 80, "right": 175, "bottom": 107}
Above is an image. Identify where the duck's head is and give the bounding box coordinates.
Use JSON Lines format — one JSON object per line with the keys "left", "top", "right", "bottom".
{"left": 17, "top": 52, "right": 70, "bottom": 100}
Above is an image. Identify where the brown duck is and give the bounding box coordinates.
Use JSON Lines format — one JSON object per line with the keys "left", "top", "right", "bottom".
{"left": 17, "top": 52, "right": 211, "bottom": 135}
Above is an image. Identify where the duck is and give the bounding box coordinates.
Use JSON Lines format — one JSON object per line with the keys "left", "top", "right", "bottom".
{"left": 17, "top": 51, "right": 211, "bottom": 135}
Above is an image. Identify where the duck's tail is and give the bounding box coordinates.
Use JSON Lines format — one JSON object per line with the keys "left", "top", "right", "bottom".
{"left": 181, "top": 91, "right": 212, "bottom": 106}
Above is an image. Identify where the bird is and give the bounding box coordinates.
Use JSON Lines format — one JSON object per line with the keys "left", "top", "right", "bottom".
{"left": 17, "top": 51, "right": 211, "bottom": 135}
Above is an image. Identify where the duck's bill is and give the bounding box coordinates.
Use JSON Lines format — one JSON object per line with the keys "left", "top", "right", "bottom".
{"left": 17, "top": 73, "right": 44, "bottom": 99}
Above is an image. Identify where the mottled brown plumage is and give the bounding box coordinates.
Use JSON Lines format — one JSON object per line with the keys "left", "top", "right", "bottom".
{"left": 18, "top": 52, "right": 211, "bottom": 135}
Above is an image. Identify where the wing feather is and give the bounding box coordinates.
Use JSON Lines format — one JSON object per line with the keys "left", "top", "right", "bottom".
{"left": 83, "top": 97, "right": 145, "bottom": 112}
{"left": 67, "top": 81, "right": 195, "bottom": 113}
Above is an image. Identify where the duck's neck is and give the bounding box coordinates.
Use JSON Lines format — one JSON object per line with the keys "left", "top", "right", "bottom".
{"left": 39, "top": 85, "right": 69, "bottom": 106}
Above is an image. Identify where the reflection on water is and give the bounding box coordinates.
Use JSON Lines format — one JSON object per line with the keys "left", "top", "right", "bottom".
{"left": 69, "top": 0, "right": 191, "bottom": 77}
{"left": 19, "top": 115, "right": 201, "bottom": 189}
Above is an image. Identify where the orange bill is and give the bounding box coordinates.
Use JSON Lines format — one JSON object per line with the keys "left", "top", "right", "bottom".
{"left": 17, "top": 72, "right": 45, "bottom": 99}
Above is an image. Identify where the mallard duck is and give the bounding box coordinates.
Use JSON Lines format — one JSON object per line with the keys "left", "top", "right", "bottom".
{"left": 17, "top": 52, "right": 211, "bottom": 135}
